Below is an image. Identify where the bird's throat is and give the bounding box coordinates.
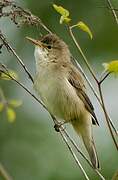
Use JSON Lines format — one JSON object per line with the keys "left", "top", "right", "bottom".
{"left": 34, "top": 46, "right": 49, "bottom": 70}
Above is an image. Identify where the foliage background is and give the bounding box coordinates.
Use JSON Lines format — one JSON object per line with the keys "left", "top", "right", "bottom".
{"left": 0, "top": 0, "right": 118, "bottom": 179}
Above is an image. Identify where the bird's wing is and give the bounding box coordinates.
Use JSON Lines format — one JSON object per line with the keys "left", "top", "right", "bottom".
{"left": 68, "top": 65, "right": 99, "bottom": 126}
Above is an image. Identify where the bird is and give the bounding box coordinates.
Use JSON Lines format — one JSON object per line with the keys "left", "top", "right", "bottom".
{"left": 26, "top": 33, "right": 100, "bottom": 169}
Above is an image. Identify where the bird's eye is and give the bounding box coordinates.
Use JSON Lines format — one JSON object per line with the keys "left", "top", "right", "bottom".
{"left": 47, "top": 45, "right": 52, "bottom": 49}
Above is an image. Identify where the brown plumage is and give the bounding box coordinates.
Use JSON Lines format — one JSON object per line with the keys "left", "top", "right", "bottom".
{"left": 26, "top": 33, "right": 100, "bottom": 169}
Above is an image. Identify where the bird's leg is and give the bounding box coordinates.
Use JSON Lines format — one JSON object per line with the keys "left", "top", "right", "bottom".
{"left": 54, "top": 120, "right": 70, "bottom": 132}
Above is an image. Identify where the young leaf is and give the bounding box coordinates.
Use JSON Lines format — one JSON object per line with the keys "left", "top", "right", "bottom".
{"left": 6, "top": 107, "right": 16, "bottom": 123}
{"left": 60, "top": 16, "right": 71, "bottom": 24}
{"left": 75, "top": 21, "right": 93, "bottom": 39}
{"left": 0, "top": 70, "right": 18, "bottom": 80}
{"left": 53, "top": 4, "right": 69, "bottom": 17}
{"left": 9, "top": 100, "right": 22, "bottom": 108}
{"left": 0, "top": 102, "right": 4, "bottom": 112}
{"left": 53, "top": 4, "right": 71, "bottom": 24}
{"left": 103, "top": 60, "right": 118, "bottom": 74}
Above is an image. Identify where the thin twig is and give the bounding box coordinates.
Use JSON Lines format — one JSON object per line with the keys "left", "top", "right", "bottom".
{"left": 51, "top": 115, "right": 105, "bottom": 180}
{"left": 99, "top": 72, "right": 110, "bottom": 84}
{"left": 63, "top": 129, "right": 106, "bottom": 180}
{"left": 51, "top": 116, "right": 90, "bottom": 180}
{"left": 106, "top": 0, "right": 118, "bottom": 25}
{"left": 0, "top": 163, "right": 12, "bottom": 180}
{"left": 0, "top": 69, "right": 46, "bottom": 110}
{"left": 49, "top": 115, "right": 105, "bottom": 180}
{"left": 98, "top": 83, "right": 118, "bottom": 150}
{"left": 68, "top": 26, "right": 98, "bottom": 83}
{"left": 59, "top": 130, "right": 90, "bottom": 180}
{"left": 0, "top": 0, "right": 52, "bottom": 33}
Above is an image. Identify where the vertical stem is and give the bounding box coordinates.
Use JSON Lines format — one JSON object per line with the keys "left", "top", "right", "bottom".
{"left": 98, "top": 83, "right": 118, "bottom": 150}
{"left": 106, "top": 0, "right": 118, "bottom": 25}
{"left": 60, "top": 130, "right": 90, "bottom": 180}
{"left": 68, "top": 26, "right": 98, "bottom": 83}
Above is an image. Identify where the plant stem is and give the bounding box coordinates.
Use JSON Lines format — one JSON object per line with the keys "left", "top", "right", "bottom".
{"left": 60, "top": 130, "right": 90, "bottom": 180}
{"left": 106, "top": 0, "right": 118, "bottom": 25}
{"left": 98, "top": 83, "right": 118, "bottom": 150}
{"left": 63, "top": 129, "right": 106, "bottom": 180}
{"left": 68, "top": 26, "right": 98, "bottom": 83}
{"left": 99, "top": 71, "right": 110, "bottom": 84}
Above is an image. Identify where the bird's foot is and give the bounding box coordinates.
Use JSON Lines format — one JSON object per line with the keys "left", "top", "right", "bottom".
{"left": 54, "top": 121, "right": 66, "bottom": 132}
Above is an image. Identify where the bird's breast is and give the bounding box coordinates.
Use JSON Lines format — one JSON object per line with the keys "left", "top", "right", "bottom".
{"left": 34, "top": 65, "right": 86, "bottom": 121}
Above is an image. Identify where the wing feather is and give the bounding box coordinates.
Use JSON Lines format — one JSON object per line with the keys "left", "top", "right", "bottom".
{"left": 68, "top": 65, "right": 99, "bottom": 126}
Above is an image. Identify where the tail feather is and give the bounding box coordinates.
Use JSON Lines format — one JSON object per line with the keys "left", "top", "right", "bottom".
{"left": 81, "top": 133, "right": 100, "bottom": 169}
{"left": 72, "top": 116, "right": 100, "bottom": 169}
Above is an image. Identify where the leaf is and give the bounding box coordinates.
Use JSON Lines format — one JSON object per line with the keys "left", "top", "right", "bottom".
{"left": 6, "top": 107, "right": 16, "bottom": 123}
{"left": 53, "top": 4, "right": 69, "bottom": 17}
{"left": 75, "top": 21, "right": 93, "bottom": 39}
{"left": 103, "top": 60, "right": 118, "bottom": 74}
{"left": 9, "top": 100, "right": 22, "bottom": 108}
{"left": 59, "top": 16, "right": 71, "bottom": 24}
{"left": 53, "top": 4, "right": 71, "bottom": 24}
{"left": 0, "top": 70, "right": 18, "bottom": 80}
{"left": 0, "top": 102, "right": 4, "bottom": 112}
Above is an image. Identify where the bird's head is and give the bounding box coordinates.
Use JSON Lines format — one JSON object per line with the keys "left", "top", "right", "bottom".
{"left": 26, "top": 33, "right": 70, "bottom": 64}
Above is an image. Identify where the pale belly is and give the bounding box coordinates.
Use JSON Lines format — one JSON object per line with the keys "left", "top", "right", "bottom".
{"left": 34, "top": 72, "right": 86, "bottom": 122}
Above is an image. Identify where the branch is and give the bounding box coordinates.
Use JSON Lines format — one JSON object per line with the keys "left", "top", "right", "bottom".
{"left": 0, "top": 0, "right": 52, "bottom": 33}
{"left": 68, "top": 26, "right": 98, "bottom": 83}
{"left": 60, "top": 130, "right": 90, "bottom": 180}
{"left": 63, "top": 129, "right": 105, "bottom": 180}
{"left": 106, "top": 0, "right": 118, "bottom": 25}
{"left": 98, "top": 82, "right": 118, "bottom": 150}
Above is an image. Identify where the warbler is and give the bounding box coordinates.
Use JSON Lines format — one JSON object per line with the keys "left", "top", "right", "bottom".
{"left": 26, "top": 33, "right": 100, "bottom": 169}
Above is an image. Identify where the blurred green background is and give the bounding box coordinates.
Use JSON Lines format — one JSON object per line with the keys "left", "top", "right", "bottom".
{"left": 0, "top": 0, "right": 118, "bottom": 179}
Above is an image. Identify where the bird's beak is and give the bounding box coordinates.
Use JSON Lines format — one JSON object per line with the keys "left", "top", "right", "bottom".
{"left": 26, "top": 37, "right": 43, "bottom": 47}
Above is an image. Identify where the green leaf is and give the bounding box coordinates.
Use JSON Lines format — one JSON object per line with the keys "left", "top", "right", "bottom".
{"left": 59, "top": 16, "right": 71, "bottom": 24}
{"left": 6, "top": 107, "right": 16, "bottom": 123}
{"left": 0, "top": 102, "right": 4, "bottom": 112}
{"left": 9, "top": 100, "right": 22, "bottom": 108}
{"left": 103, "top": 60, "right": 118, "bottom": 74}
{"left": 53, "top": 4, "right": 69, "bottom": 17}
{"left": 0, "top": 70, "right": 18, "bottom": 80}
{"left": 53, "top": 4, "right": 71, "bottom": 24}
{"left": 75, "top": 21, "right": 93, "bottom": 39}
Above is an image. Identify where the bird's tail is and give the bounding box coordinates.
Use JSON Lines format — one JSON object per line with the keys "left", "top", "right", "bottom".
{"left": 72, "top": 116, "right": 100, "bottom": 169}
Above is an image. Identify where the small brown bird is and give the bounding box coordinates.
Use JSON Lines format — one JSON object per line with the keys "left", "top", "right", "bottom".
{"left": 26, "top": 33, "right": 100, "bottom": 169}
